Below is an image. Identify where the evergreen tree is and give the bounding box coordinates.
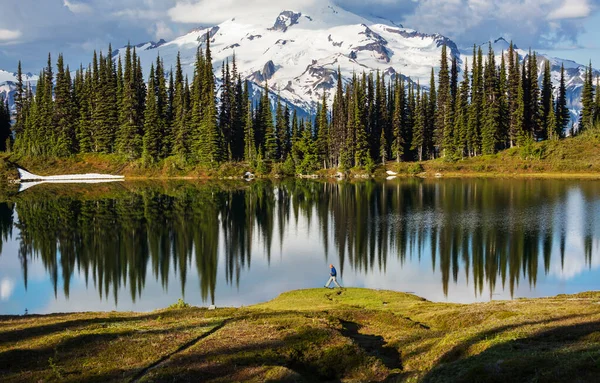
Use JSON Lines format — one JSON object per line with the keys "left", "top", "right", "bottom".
{"left": 547, "top": 92, "right": 559, "bottom": 140}
{"left": 454, "top": 62, "right": 470, "bottom": 157}
{"left": 0, "top": 97, "right": 11, "bottom": 151}
{"left": 117, "top": 45, "right": 142, "bottom": 158}
{"left": 507, "top": 42, "right": 520, "bottom": 147}
{"left": 155, "top": 56, "right": 169, "bottom": 158}
{"left": 53, "top": 54, "right": 76, "bottom": 156}
{"left": 260, "top": 82, "right": 277, "bottom": 161}
{"left": 391, "top": 76, "right": 405, "bottom": 162}
{"left": 14, "top": 61, "right": 25, "bottom": 136}
{"left": 498, "top": 53, "right": 509, "bottom": 149}
{"left": 316, "top": 92, "right": 329, "bottom": 168}
{"left": 143, "top": 65, "right": 161, "bottom": 163}
{"left": 426, "top": 69, "right": 436, "bottom": 159}
{"left": 436, "top": 45, "right": 451, "bottom": 156}
{"left": 555, "top": 64, "right": 569, "bottom": 136}
{"left": 172, "top": 52, "right": 189, "bottom": 158}
{"left": 411, "top": 83, "right": 425, "bottom": 161}
{"left": 540, "top": 60, "right": 553, "bottom": 140}
{"left": 467, "top": 46, "right": 483, "bottom": 156}
{"left": 244, "top": 99, "right": 256, "bottom": 161}
{"left": 482, "top": 43, "right": 499, "bottom": 155}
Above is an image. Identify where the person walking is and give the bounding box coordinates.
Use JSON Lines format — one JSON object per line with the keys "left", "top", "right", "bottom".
{"left": 324, "top": 264, "right": 342, "bottom": 288}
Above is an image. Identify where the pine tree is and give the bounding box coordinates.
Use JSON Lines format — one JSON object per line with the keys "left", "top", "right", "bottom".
{"left": 391, "top": 76, "right": 405, "bottom": 162}
{"left": 172, "top": 52, "right": 189, "bottom": 158}
{"left": 354, "top": 74, "right": 369, "bottom": 167}
{"left": 425, "top": 69, "right": 434, "bottom": 159}
{"left": 258, "top": 82, "right": 276, "bottom": 161}
{"left": 540, "top": 60, "right": 553, "bottom": 140}
{"left": 547, "top": 92, "right": 559, "bottom": 140}
{"left": 436, "top": 45, "right": 450, "bottom": 156}
{"left": 316, "top": 92, "right": 329, "bottom": 168}
{"left": 0, "top": 97, "right": 11, "bottom": 151}
{"left": 555, "top": 64, "right": 569, "bottom": 136}
{"left": 219, "top": 60, "right": 233, "bottom": 159}
{"left": 53, "top": 54, "right": 75, "bottom": 156}
{"left": 467, "top": 46, "right": 483, "bottom": 156}
{"left": 481, "top": 43, "right": 499, "bottom": 155}
{"left": 454, "top": 62, "right": 470, "bottom": 157}
{"left": 75, "top": 65, "right": 92, "bottom": 153}
{"left": 117, "top": 45, "right": 143, "bottom": 158}
{"left": 580, "top": 62, "right": 595, "bottom": 132}
{"left": 507, "top": 42, "right": 520, "bottom": 147}
{"left": 498, "top": 53, "right": 509, "bottom": 149}
{"left": 411, "top": 83, "right": 425, "bottom": 161}
{"left": 527, "top": 52, "right": 541, "bottom": 138}
{"left": 14, "top": 61, "right": 25, "bottom": 136}
{"left": 143, "top": 65, "right": 161, "bottom": 164}
{"left": 244, "top": 99, "right": 256, "bottom": 161}
{"left": 331, "top": 68, "right": 346, "bottom": 167}
{"left": 231, "top": 56, "right": 245, "bottom": 160}
{"left": 155, "top": 56, "right": 169, "bottom": 158}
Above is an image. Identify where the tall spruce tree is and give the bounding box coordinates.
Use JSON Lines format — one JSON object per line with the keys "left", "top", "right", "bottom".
{"left": 53, "top": 54, "right": 75, "bottom": 156}
{"left": 555, "top": 64, "right": 569, "bottom": 136}
{"left": 0, "top": 97, "right": 10, "bottom": 151}
{"left": 482, "top": 43, "right": 499, "bottom": 155}
{"left": 540, "top": 60, "right": 553, "bottom": 140}
{"left": 117, "top": 45, "right": 142, "bottom": 158}
{"left": 580, "top": 62, "right": 595, "bottom": 132}
{"left": 143, "top": 65, "right": 161, "bottom": 163}
{"left": 436, "top": 45, "right": 450, "bottom": 156}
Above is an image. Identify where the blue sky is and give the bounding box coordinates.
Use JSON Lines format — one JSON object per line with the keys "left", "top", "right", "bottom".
{"left": 0, "top": 0, "right": 599, "bottom": 72}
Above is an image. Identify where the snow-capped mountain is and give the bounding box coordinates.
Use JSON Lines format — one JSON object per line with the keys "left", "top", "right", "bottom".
{"left": 0, "top": 69, "right": 38, "bottom": 114}
{"left": 1, "top": 1, "right": 596, "bottom": 126}
{"left": 114, "top": 1, "right": 458, "bottom": 114}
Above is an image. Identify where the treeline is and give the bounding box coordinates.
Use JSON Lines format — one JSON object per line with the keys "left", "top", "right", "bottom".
{"left": 6, "top": 36, "right": 600, "bottom": 172}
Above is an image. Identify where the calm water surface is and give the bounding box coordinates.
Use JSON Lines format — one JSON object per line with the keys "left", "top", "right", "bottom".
{"left": 0, "top": 178, "right": 599, "bottom": 315}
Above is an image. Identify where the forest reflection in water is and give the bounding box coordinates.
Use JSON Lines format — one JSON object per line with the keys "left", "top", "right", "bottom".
{"left": 0, "top": 178, "right": 599, "bottom": 314}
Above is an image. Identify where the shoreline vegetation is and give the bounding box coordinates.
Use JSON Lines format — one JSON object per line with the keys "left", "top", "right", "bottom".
{"left": 1, "top": 288, "right": 599, "bottom": 382}
{"left": 2, "top": 127, "right": 600, "bottom": 182}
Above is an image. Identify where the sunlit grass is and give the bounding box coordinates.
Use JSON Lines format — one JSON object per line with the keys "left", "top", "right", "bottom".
{"left": 2, "top": 289, "right": 599, "bottom": 382}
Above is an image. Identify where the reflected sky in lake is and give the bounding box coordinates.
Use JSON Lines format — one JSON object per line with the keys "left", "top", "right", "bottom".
{"left": 0, "top": 178, "right": 599, "bottom": 315}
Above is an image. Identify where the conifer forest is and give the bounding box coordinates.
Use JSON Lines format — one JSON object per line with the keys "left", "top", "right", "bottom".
{"left": 3, "top": 34, "right": 599, "bottom": 174}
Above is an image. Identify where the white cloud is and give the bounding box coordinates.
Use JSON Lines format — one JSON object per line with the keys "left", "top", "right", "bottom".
{"left": 63, "top": 0, "right": 93, "bottom": 14}
{"left": 151, "top": 21, "right": 176, "bottom": 40}
{"left": 0, "top": 278, "right": 15, "bottom": 301}
{"left": 0, "top": 29, "right": 22, "bottom": 42}
{"left": 113, "top": 9, "right": 164, "bottom": 20}
{"left": 168, "top": 0, "right": 317, "bottom": 24}
{"left": 548, "top": 0, "right": 592, "bottom": 19}
{"left": 402, "top": 0, "right": 594, "bottom": 48}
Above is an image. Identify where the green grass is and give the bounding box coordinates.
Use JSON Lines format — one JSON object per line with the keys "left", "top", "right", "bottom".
{"left": 2, "top": 289, "right": 600, "bottom": 382}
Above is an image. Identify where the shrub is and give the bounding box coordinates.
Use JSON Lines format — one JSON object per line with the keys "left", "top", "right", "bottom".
{"left": 407, "top": 162, "right": 424, "bottom": 175}
{"left": 282, "top": 156, "right": 296, "bottom": 176}
{"left": 168, "top": 299, "right": 190, "bottom": 309}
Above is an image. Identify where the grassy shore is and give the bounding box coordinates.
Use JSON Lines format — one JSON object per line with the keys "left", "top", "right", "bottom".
{"left": 1, "top": 288, "right": 599, "bottom": 382}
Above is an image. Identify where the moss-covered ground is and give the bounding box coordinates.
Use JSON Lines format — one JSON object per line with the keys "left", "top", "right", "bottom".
{"left": 1, "top": 288, "right": 600, "bottom": 382}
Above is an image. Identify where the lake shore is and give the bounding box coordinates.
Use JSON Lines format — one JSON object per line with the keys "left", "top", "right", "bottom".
{"left": 2, "top": 288, "right": 599, "bottom": 382}
{"left": 2, "top": 132, "right": 600, "bottom": 182}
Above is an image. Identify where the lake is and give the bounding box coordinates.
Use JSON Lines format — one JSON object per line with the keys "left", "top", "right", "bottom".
{"left": 0, "top": 178, "right": 599, "bottom": 315}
